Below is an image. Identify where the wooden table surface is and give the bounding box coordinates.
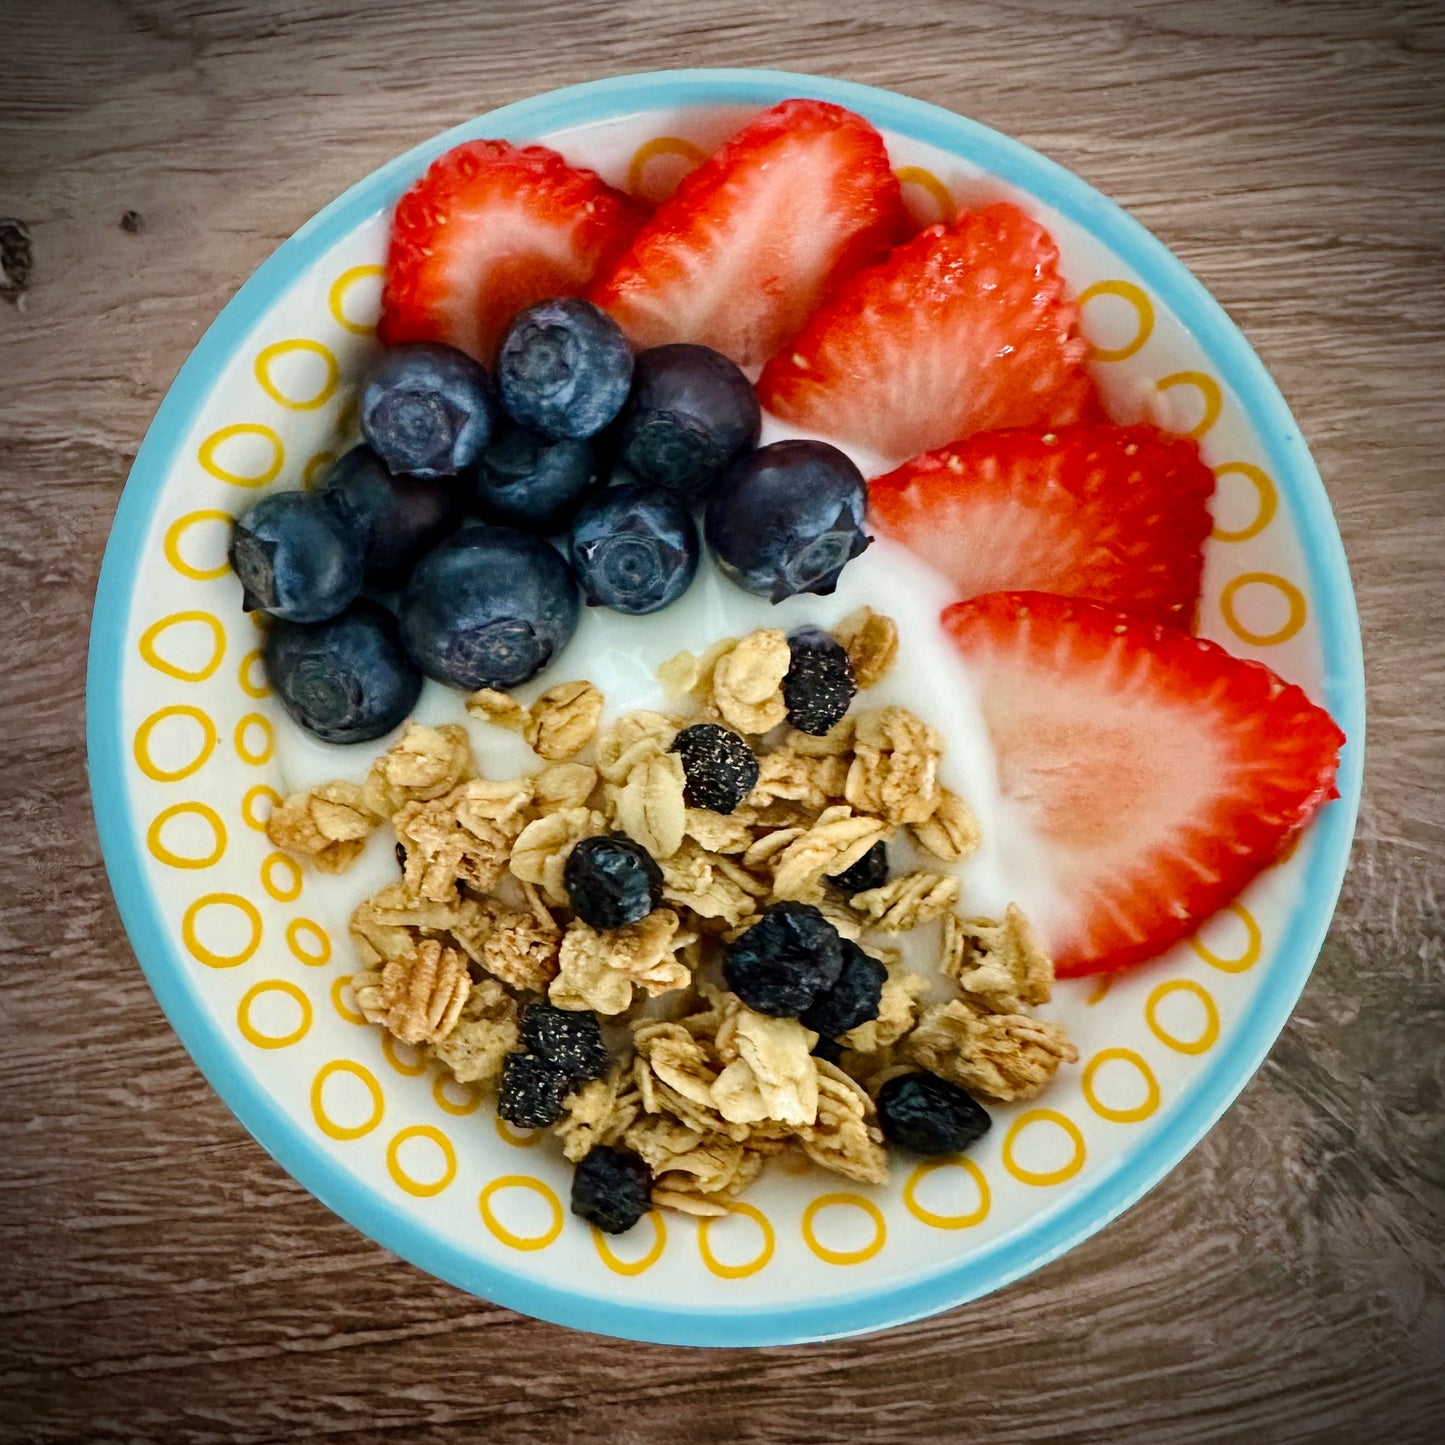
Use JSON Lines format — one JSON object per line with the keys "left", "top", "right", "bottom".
{"left": 3, "top": 1, "right": 1443, "bottom": 1441}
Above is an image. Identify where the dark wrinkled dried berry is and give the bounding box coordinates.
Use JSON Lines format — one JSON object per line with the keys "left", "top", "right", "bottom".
{"left": 497, "top": 1052, "right": 572, "bottom": 1129}
{"left": 571, "top": 1145, "right": 653, "bottom": 1234}
{"left": 564, "top": 833, "right": 664, "bottom": 929}
{"left": 395, "top": 841, "right": 407, "bottom": 871}
{"left": 827, "top": 839, "right": 889, "bottom": 895}
{"left": 520, "top": 1003, "right": 609, "bottom": 1083}
{"left": 801, "top": 940, "right": 887, "bottom": 1039}
{"left": 877, "top": 1072, "right": 991, "bottom": 1156}
{"left": 671, "top": 722, "right": 759, "bottom": 814}
{"left": 782, "top": 626, "right": 856, "bottom": 735}
{"left": 723, "top": 901, "right": 844, "bottom": 1017}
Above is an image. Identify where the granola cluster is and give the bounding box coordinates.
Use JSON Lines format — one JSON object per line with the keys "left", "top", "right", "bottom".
{"left": 266, "top": 609, "right": 1078, "bottom": 1213}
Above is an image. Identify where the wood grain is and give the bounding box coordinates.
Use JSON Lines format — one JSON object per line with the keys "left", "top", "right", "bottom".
{"left": 2, "top": 1, "right": 1443, "bottom": 1441}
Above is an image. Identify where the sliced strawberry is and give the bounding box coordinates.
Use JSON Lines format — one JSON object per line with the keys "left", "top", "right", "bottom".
{"left": 757, "top": 202, "right": 1098, "bottom": 462}
{"left": 380, "top": 140, "right": 646, "bottom": 365}
{"left": 870, "top": 424, "right": 1214, "bottom": 628}
{"left": 942, "top": 591, "right": 1345, "bottom": 977}
{"left": 590, "top": 99, "right": 905, "bottom": 369}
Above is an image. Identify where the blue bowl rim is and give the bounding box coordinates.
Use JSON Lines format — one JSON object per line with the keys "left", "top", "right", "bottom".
{"left": 86, "top": 67, "right": 1365, "bottom": 1347}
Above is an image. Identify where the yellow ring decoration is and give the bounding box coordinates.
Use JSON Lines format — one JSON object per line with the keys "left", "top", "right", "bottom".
{"left": 1145, "top": 979, "right": 1220, "bottom": 1056}
{"left": 801, "top": 1192, "right": 887, "bottom": 1266}
{"left": 301, "top": 450, "right": 338, "bottom": 490}
{"left": 381, "top": 1033, "right": 428, "bottom": 1078}
{"left": 1002, "top": 1110, "right": 1087, "bottom": 1187}
{"left": 198, "top": 423, "right": 285, "bottom": 488}
{"left": 237, "top": 979, "right": 312, "bottom": 1050}
{"left": 331, "top": 974, "right": 366, "bottom": 1025}
{"left": 431, "top": 1071, "right": 482, "bottom": 1117}
{"left": 697, "top": 1201, "right": 775, "bottom": 1279}
{"left": 593, "top": 1211, "right": 667, "bottom": 1276}
{"left": 1081, "top": 1048, "right": 1161, "bottom": 1124}
{"left": 133, "top": 705, "right": 218, "bottom": 782}
{"left": 1156, "top": 370, "right": 1222, "bottom": 439}
{"left": 138, "top": 611, "right": 226, "bottom": 683}
{"left": 163, "top": 510, "right": 234, "bottom": 581}
{"left": 241, "top": 783, "right": 280, "bottom": 831}
{"left": 1219, "top": 572, "right": 1307, "bottom": 647}
{"left": 1211, "top": 462, "right": 1279, "bottom": 543}
{"left": 238, "top": 649, "right": 271, "bottom": 699}
{"left": 145, "top": 802, "right": 227, "bottom": 869}
{"left": 311, "top": 1060, "right": 384, "bottom": 1141}
{"left": 182, "top": 893, "right": 262, "bottom": 969}
{"left": 627, "top": 136, "right": 707, "bottom": 200}
{"left": 328, "top": 264, "right": 385, "bottom": 334}
{"left": 902, "top": 1158, "right": 991, "bottom": 1229}
{"left": 286, "top": 918, "right": 331, "bottom": 968}
{"left": 1190, "top": 903, "right": 1263, "bottom": 973}
{"left": 894, "top": 165, "right": 955, "bottom": 224}
{"left": 234, "top": 712, "right": 274, "bottom": 765}
{"left": 1086, "top": 975, "right": 1115, "bottom": 1007}
{"left": 386, "top": 1125, "right": 457, "bottom": 1198}
{"left": 494, "top": 1116, "right": 540, "bottom": 1148}
{"left": 260, "top": 850, "right": 302, "bottom": 902}
{"left": 254, "top": 338, "right": 339, "bottom": 411}
{"left": 478, "top": 1176, "right": 564, "bottom": 1251}
{"left": 1078, "top": 279, "right": 1155, "bottom": 362}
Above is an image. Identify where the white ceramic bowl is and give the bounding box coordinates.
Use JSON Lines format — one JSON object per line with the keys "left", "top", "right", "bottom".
{"left": 87, "top": 69, "right": 1364, "bottom": 1346}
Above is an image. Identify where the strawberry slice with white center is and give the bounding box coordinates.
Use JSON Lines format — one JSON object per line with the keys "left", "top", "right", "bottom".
{"left": 380, "top": 140, "right": 646, "bottom": 365}
{"left": 757, "top": 202, "right": 1097, "bottom": 462}
{"left": 590, "top": 99, "right": 905, "bottom": 369}
{"left": 943, "top": 591, "right": 1345, "bottom": 977}
{"left": 870, "top": 424, "right": 1215, "bottom": 628}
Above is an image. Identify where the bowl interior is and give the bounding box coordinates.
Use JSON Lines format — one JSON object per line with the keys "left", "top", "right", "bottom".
{"left": 88, "top": 70, "right": 1363, "bottom": 1346}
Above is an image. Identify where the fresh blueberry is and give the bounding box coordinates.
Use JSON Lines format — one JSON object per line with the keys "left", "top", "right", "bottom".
{"left": 361, "top": 341, "right": 495, "bottom": 478}
{"left": 671, "top": 723, "right": 759, "bottom": 814}
{"left": 800, "top": 940, "right": 887, "bottom": 1040}
{"left": 498, "top": 298, "right": 633, "bottom": 440}
{"left": 229, "top": 490, "right": 364, "bottom": 623}
{"left": 876, "top": 1072, "right": 992, "bottom": 1156}
{"left": 571, "top": 1145, "right": 652, "bottom": 1235}
{"left": 723, "top": 902, "right": 845, "bottom": 1018}
{"left": 262, "top": 598, "right": 421, "bottom": 743}
{"left": 783, "top": 625, "right": 857, "bottom": 735}
{"left": 319, "top": 444, "right": 461, "bottom": 590}
{"left": 564, "top": 833, "right": 664, "bottom": 930}
{"left": 497, "top": 1052, "right": 573, "bottom": 1129}
{"left": 472, "top": 424, "right": 602, "bottom": 533}
{"left": 398, "top": 524, "right": 579, "bottom": 691}
{"left": 705, "top": 440, "right": 871, "bottom": 602}
{"left": 520, "top": 1003, "right": 609, "bottom": 1084}
{"left": 617, "top": 343, "right": 761, "bottom": 497}
{"left": 827, "top": 839, "right": 888, "bottom": 895}
{"left": 568, "top": 482, "right": 699, "bottom": 615}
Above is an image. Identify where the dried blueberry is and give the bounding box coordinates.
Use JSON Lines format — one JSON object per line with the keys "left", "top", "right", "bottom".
{"left": 826, "top": 840, "right": 889, "bottom": 895}
{"left": 783, "top": 626, "right": 856, "bottom": 736}
{"left": 671, "top": 723, "right": 759, "bottom": 814}
{"left": 723, "top": 901, "right": 844, "bottom": 1018}
{"left": 570, "top": 1145, "right": 652, "bottom": 1235}
{"left": 876, "top": 1072, "right": 991, "bottom": 1156}
{"left": 497, "top": 1052, "right": 573, "bottom": 1130}
{"left": 520, "top": 1003, "right": 609, "bottom": 1084}
{"left": 564, "top": 833, "right": 663, "bottom": 930}
{"left": 800, "top": 940, "right": 887, "bottom": 1040}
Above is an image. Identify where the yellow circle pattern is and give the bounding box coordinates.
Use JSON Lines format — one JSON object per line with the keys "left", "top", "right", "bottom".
{"left": 134, "top": 705, "right": 217, "bottom": 783}
{"left": 182, "top": 893, "right": 262, "bottom": 969}
{"left": 894, "top": 165, "right": 955, "bottom": 225}
{"left": 286, "top": 918, "right": 331, "bottom": 967}
{"left": 432, "top": 1072, "right": 481, "bottom": 1117}
{"left": 478, "top": 1177, "right": 564, "bottom": 1251}
{"left": 903, "top": 1159, "right": 991, "bottom": 1230}
{"left": 801, "top": 1192, "right": 886, "bottom": 1265}
{"left": 238, "top": 649, "right": 270, "bottom": 699}
{"left": 1220, "top": 572, "right": 1307, "bottom": 646}
{"left": 1156, "top": 370, "right": 1222, "bottom": 439}
{"left": 1081, "top": 1049, "right": 1161, "bottom": 1124}
{"left": 234, "top": 713, "right": 274, "bottom": 765}
{"left": 146, "top": 802, "right": 227, "bottom": 869}
{"left": 331, "top": 974, "right": 365, "bottom": 1025}
{"left": 254, "top": 339, "right": 339, "bottom": 411}
{"left": 626, "top": 136, "right": 706, "bottom": 201}
{"left": 311, "top": 1060, "right": 385, "bottom": 1141}
{"left": 1212, "top": 462, "right": 1279, "bottom": 543}
{"left": 1002, "top": 1110, "right": 1087, "bottom": 1187}
{"left": 163, "top": 510, "right": 233, "bottom": 581}
{"left": 593, "top": 1212, "right": 668, "bottom": 1276}
{"left": 198, "top": 423, "right": 285, "bottom": 487}
{"left": 494, "top": 1116, "right": 540, "bottom": 1148}
{"left": 240, "top": 784, "right": 280, "bottom": 831}
{"left": 139, "top": 611, "right": 226, "bottom": 683}
{"left": 1145, "top": 980, "right": 1221, "bottom": 1056}
{"left": 260, "top": 850, "right": 302, "bottom": 902}
{"left": 381, "top": 1034, "right": 428, "bottom": 1078}
{"left": 237, "top": 979, "right": 312, "bottom": 1050}
{"left": 386, "top": 1125, "right": 457, "bottom": 1198}
{"left": 302, "top": 450, "right": 339, "bottom": 489}
{"left": 1078, "top": 279, "right": 1155, "bottom": 362}
{"left": 1190, "top": 904, "right": 1262, "bottom": 973}
{"left": 697, "top": 1201, "right": 775, "bottom": 1279}
{"left": 328, "top": 264, "right": 384, "bottom": 333}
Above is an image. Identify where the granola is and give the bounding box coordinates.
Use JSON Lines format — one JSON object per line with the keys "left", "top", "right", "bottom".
{"left": 524, "top": 681, "right": 604, "bottom": 760}
{"left": 846, "top": 706, "right": 944, "bottom": 825}
{"left": 906, "top": 998, "right": 1079, "bottom": 1103}
{"left": 266, "top": 781, "right": 381, "bottom": 873}
{"left": 832, "top": 607, "right": 899, "bottom": 689}
{"left": 353, "top": 938, "right": 470, "bottom": 1046}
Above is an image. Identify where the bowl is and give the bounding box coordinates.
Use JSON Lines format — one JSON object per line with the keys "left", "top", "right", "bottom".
{"left": 86, "top": 68, "right": 1364, "bottom": 1346}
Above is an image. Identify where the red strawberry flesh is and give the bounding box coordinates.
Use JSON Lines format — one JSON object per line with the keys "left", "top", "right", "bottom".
{"left": 590, "top": 99, "right": 905, "bottom": 369}
{"left": 870, "top": 424, "right": 1215, "bottom": 628}
{"left": 380, "top": 140, "right": 645, "bottom": 365}
{"left": 758, "top": 202, "right": 1097, "bottom": 462}
{"left": 942, "top": 591, "right": 1344, "bottom": 976}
